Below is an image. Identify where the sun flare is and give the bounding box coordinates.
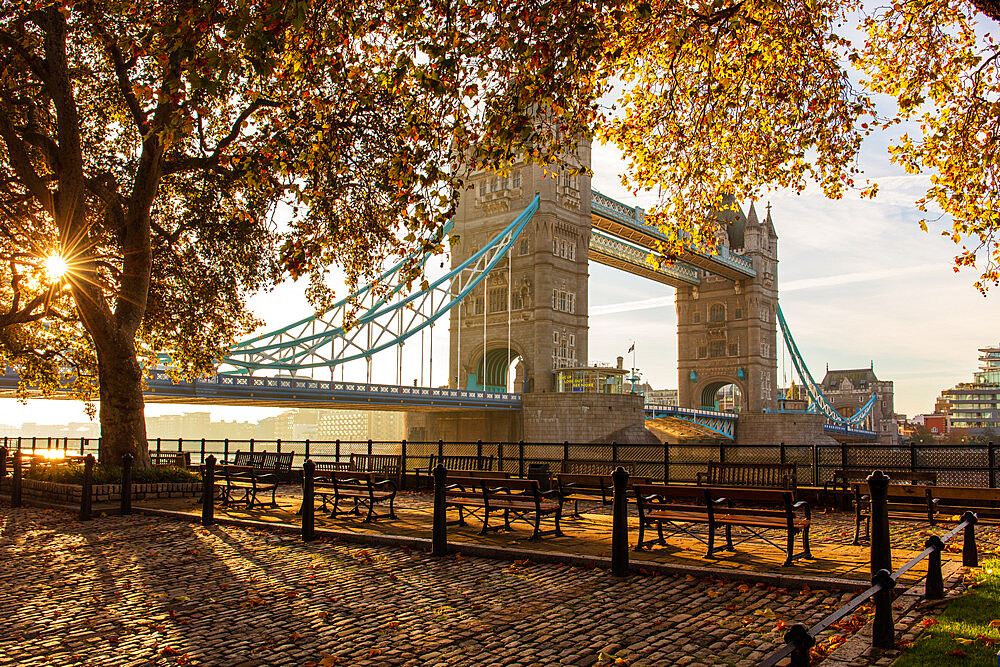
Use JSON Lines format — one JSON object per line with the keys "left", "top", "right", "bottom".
{"left": 44, "top": 254, "right": 69, "bottom": 281}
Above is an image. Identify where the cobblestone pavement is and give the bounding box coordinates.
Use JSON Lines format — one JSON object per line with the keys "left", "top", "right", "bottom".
{"left": 1, "top": 505, "right": 867, "bottom": 667}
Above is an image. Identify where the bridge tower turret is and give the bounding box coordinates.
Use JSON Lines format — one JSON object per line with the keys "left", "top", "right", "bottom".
{"left": 449, "top": 144, "right": 592, "bottom": 393}
{"left": 675, "top": 200, "right": 779, "bottom": 413}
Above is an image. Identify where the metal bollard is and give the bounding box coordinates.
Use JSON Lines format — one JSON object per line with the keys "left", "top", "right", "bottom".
{"left": 611, "top": 466, "right": 629, "bottom": 577}
{"left": 11, "top": 449, "right": 22, "bottom": 508}
{"left": 202, "top": 455, "right": 216, "bottom": 526}
{"left": 80, "top": 454, "right": 94, "bottom": 521}
{"left": 432, "top": 464, "right": 447, "bottom": 556}
{"left": 302, "top": 459, "right": 315, "bottom": 542}
{"left": 924, "top": 535, "right": 944, "bottom": 600}
{"left": 121, "top": 453, "right": 133, "bottom": 516}
{"left": 0, "top": 445, "right": 6, "bottom": 481}
{"left": 963, "top": 511, "right": 979, "bottom": 567}
{"left": 867, "top": 470, "right": 892, "bottom": 576}
{"left": 871, "top": 568, "right": 896, "bottom": 649}
{"left": 784, "top": 623, "right": 815, "bottom": 666}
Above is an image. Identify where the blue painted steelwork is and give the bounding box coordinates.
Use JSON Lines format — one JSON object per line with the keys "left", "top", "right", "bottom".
{"left": 220, "top": 195, "right": 539, "bottom": 375}
{"left": 777, "top": 304, "right": 878, "bottom": 428}
{"left": 644, "top": 403, "right": 738, "bottom": 439}
{"left": 591, "top": 190, "right": 756, "bottom": 278}
{"left": 0, "top": 370, "right": 522, "bottom": 411}
{"left": 823, "top": 424, "right": 878, "bottom": 439}
{"left": 588, "top": 230, "right": 701, "bottom": 286}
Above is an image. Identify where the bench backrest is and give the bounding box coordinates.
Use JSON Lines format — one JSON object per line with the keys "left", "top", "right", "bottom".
{"left": 928, "top": 485, "right": 1000, "bottom": 504}
{"left": 328, "top": 470, "right": 379, "bottom": 485}
{"left": 852, "top": 483, "right": 930, "bottom": 503}
{"left": 313, "top": 460, "right": 352, "bottom": 472}
{"left": 704, "top": 487, "right": 794, "bottom": 506}
{"left": 633, "top": 483, "right": 710, "bottom": 504}
{"left": 428, "top": 454, "right": 494, "bottom": 473}
{"left": 350, "top": 453, "right": 401, "bottom": 478}
{"left": 703, "top": 462, "right": 797, "bottom": 489}
{"left": 232, "top": 450, "right": 293, "bottom": 471}
{"left": 149, "top": 451, "right": 191, "bottom": 466}
{"left": 561, "top": 460, "right": 634, "bottom": 475}
{"left": 556, "top": 473, "right": 651, "bottom": 490}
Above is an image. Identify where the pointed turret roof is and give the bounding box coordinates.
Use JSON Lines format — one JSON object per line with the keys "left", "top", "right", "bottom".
{"left": 764, "top": 202, "right": 778, "bottom": 238}
{"left": 709, "top": 193, "right": 747, "bottom": 249}
{"left": 746, "top": 201, "right": 760, "bottom": 226}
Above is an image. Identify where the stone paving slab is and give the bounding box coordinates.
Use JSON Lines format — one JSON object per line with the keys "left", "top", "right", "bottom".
{"left": 0, "top": 505, "right": 877, "bottom": 666}
{"left": 137, "top": 489, "right": 997, "bottom": 585}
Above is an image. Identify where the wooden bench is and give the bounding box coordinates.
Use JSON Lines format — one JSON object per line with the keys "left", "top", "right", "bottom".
{"left": 926, "top": 486, "right": 1000, "bottom": 523}
{"left": 213, "top": 464, "right": 278, "bottom": 508}
{"left": 312, "top": 470, "right": 397, "bottom": 522}
{"left": 853, "top": 483, "right": 936, "bottom": 544}
{"left": 443, "top": 476, "right": 564, "bottom": 540}
{"left": 231, "top": 451, "right": 294, "bottom": 482}
{"left": 349, "top": 453, "right": 402, "bottom": 481}
{"left": 313, "top": 460, "right": 352, "bottom": 472}
{"left": 823, "top": 469, "right": 936, "bottom": 510}
{"left": 634, "top": 484, "right": 812, "bottom": 566}
{"left": 426, "top": 454, "right": 494, "bottom": 475}
{"left": 148, "top": 451, "right": 191, "bottom": 467}
{"left": 696, "top": 462, "right": 797, "bottom": 489}
{"left": 555, "top": 473, "right": 651, "bottom": 517}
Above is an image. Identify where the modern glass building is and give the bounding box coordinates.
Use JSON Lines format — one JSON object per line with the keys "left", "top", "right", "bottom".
{"left": 937, "top": 344, "right": 1000, "bottom": 435}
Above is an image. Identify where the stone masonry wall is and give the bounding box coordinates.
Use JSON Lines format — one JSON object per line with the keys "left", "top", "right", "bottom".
{"left": 0, "top": 478, "right": 201, "bottom": 504}
{"left": 522, "top": 393, "right": 647, "bottom": 443}
{"left": 735, "top": 412, "right": 839, "bottom": 446}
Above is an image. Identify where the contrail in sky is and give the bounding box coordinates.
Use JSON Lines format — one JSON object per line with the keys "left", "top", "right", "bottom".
{"left": 590, "top": 263, "right": 944, "bottom": 316}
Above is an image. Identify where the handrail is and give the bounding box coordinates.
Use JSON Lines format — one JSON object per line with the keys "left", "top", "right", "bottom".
{"left": 759, "top": 510, "right": 978, "bottom": 667}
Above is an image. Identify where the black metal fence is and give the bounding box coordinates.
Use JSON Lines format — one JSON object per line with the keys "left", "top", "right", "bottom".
{"left": 5, "top": 436, "right": 999, "bottom": 487}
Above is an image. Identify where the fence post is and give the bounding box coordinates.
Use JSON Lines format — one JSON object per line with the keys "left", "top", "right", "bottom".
{"left": 276, "top": 438, "right": 282, "bottom": 454}
{"left": 812, "top": 444, "right": 819, "bottom": 487}
{"left": 663, "top": 441, "right": 670, "bottom": 483}
{"left": 477, "top": 439, "right": 483, "bottom": 461}
{"left": 31, "top": 436, "right": 36, "bottom": 454}
{"left": 780, "top": 442, "right": 786, "bottom": 465}
{"left": 11, "top": 449, "right": 21, "bottom": 508}
{"left": 202, "top": 455, "right": 215, "bottom": 526}
{"left": 0, "top": 446, "right": 6, "bottom": 481}
{"left": 840, "top": 441, "right": 848, "bottom": 473}
{"left": 336, "top": 439, "right": 341, "bottom": 463}
{"left": 962, "top": 511, "right": 978, "bottom": 567}
{"left": 611, "top": 466, "right": 629, "bottom": 577}
{"left": 224, "top": 438, "right": 229, "bottom": 463}
{"left": 200, "top": 438, "right": 206, "bottom": 465}
{"left": 156, "top": 437, "right": 162, "bottom": 458}
{"left": 563, "top": 440, "right": 570, "bottom": 463}
{"left": 178, "top": 437, "right": 183, "bottom": 454}
{"left": 612, "top": 441, "right": 619, "bottom": 463}
{"left": 871, "top": 568, "right": 896, "bottom": 649}
{"left": 121, "top": 453, "right": 133, "bottom": 516}
{"left": 783, "top": 624, "right": 814, "bottom": 667}
{"left": 989, "top": 442, "right": 996, "bottom": 489}
{"left": 498, "top": 442, "right": 505, "bottom": 471}
{"left": 437, "top": 439, "right": 444, "bottom": 459}
{"left": 249, "top": 437, "right": 255, "bottom": 453}
{"left": 924, "top": 535, "right": 944, "bottom": 600}
{"left": 400, "top": 440, "right": 408, "bottom": 490}
{"left": 868, "top": 470, "right": 892, "bottom": 576}
{"left": 305, "top": 438, "right": 311, "bottom": 461}
{"left": 432, "top": 464, "right": 447, "bottom": 556}
{"left": 80, "top": 454, "right": 94, "bottom": 521}
{"left": 719, "top": 441, "right": 725, "bottom": 464}
{"left": 367, "top": 439, "right": 373, "bottom": 458}
{"left": 302, "top": 459, "right": 315, "bottom": 542}
{"left": 909, "top": 441, "right": 917, "bottom": 474}
{"left": 518, "top": 441, "right": 525, "bottom": 478}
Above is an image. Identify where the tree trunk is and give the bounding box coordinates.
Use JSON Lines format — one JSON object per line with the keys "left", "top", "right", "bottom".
{"left": 96, "top": 331, "right": 152, "bottom": 468}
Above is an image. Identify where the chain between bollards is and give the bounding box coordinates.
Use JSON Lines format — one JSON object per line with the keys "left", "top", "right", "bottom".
{"left": 432, "top": 464, "right": 447, "bottom": 556}
{"left": 79, "top": 454, "right": 94, "bottom": 521}
{"left": 611, "top": 466, "right": 629, "bottom": 577}
{"left": 302, "top": 459, "right": 315, "bottom": 542}
{"left": 202, "top": 455, "right": 216, "bottom": 527}
{"left": 121, "top": 453, "right": 133, "bottom": 516}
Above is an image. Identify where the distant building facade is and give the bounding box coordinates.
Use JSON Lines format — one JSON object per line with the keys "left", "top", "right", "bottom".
{"left": 819, "top": 366, "right": 898, "bottom": 445}
{"left": 317, "top": 410, "right": 404, "bottom": 442}
{"left": 935, "top": 343, "right": 1000, "bottom": 438}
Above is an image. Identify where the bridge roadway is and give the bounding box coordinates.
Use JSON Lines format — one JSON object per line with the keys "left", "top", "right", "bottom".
{"left": 0, "top": 370, "right": 522, "bottom": 412}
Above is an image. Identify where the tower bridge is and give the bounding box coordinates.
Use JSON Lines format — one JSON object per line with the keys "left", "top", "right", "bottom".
{"left": 0, "top": 142, "right": 880, "bottom": 444}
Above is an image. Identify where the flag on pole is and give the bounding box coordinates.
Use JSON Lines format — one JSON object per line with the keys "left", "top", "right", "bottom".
{"left": 627, "top": 343, "right": 635, "bottom": 353}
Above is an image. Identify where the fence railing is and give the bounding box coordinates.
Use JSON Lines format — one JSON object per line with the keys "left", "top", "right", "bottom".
{"left": 6, "top": 437, "right": 1000, "bottom": 488}
{"left": 759, "top": 470, "right": 980, "bottom": 666}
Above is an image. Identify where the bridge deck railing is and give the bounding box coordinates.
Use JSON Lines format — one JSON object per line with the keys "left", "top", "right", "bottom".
{"left": 6, "top": 437, "right": 1000, "bottom": 488}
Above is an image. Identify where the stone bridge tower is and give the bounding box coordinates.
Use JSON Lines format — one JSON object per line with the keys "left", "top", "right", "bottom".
{"left": 676, "top": 201, "right": 779, "bottom": 413}
{"left": 449, "top": 144, "right": 592, "bottom": 393}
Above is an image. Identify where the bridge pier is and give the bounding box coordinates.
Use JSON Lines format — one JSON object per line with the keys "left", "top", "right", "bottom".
{"left": 735, "top": 412, "right": 838, "bottom": 447}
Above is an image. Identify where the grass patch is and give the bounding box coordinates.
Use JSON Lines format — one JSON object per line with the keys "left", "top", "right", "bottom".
{"left": 893, "top": 557, "right": 1000, "bottom": 665}
{"left": 23, "top": 463, "right": 200, "bottom": 485}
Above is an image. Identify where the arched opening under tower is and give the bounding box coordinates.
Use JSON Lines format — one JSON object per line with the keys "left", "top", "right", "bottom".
{"left": 471, "top": 348, "right": 523, "bottom": 393}
{"left": 700, "top": 382, "right": 744, "bottom": 413}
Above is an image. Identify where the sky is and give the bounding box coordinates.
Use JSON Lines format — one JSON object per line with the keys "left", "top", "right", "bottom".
{"left": 3, "top": 89, "right": 999, "bottom": 427}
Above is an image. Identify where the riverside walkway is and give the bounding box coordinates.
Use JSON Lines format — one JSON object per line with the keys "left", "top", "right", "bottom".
{"left": 1, "top": 505, "right": 861, "bottom": 667}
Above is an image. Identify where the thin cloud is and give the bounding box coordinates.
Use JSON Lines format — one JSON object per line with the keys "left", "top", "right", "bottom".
{"left": 591, "top": 296, "right": 674, "bottom": 316}
{"left": 781, "top": 263, "right": 945, "bottom": 292}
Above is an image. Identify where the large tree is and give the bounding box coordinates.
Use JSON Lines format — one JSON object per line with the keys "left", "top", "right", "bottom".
{"left": 0, "top": 0, "right": 610, "bottom": 465}
{"left": 600, "top": 0, "right": 1000, "bottom": 292}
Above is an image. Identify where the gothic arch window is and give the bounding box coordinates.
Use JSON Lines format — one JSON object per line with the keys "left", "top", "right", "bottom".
{"left": 709, "top": 303, "right": 726, "bottom": 323}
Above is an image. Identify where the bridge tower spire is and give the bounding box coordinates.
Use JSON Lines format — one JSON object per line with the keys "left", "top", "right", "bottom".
{"left": 449, "top": 143, "right": 592, "bottom": 393}
{"left": 675, "top": 198, "right": 779, "bottom": 413}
